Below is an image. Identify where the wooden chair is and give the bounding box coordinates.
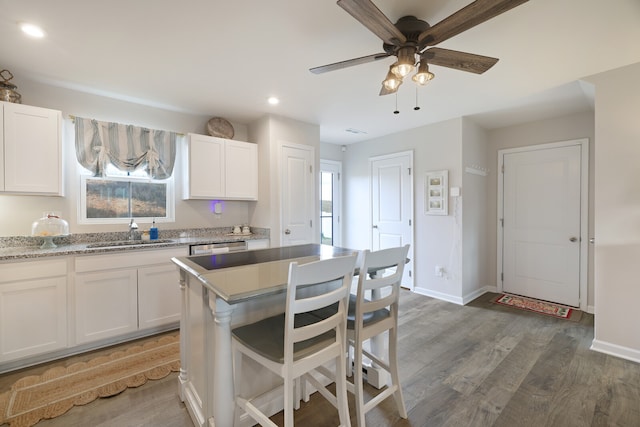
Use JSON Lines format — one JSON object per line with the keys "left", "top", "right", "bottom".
{"left": 232, "top": 253, "right": 358, "bottom": 427}
{"left": 346, "top": 245, "right": 410, "bottom": 427}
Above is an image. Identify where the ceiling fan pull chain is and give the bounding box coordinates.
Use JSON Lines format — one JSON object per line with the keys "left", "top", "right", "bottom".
{"left": 414, "top": 87, "right": 421, "bottom": 111}
{"left": 394, "top": 92, "right": 399, "bottom": 114}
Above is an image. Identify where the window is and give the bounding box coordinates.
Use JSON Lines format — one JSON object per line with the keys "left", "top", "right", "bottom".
{"left": 79, "top": 164, "right": 174, "bottom": 224}
{"left": 319, "top": 160, "right": 342, "bottom": 246}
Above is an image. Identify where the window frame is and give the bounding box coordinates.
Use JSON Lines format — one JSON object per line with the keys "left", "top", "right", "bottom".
{"left": 78, "top": 173, "right": 175, "bottom": 225}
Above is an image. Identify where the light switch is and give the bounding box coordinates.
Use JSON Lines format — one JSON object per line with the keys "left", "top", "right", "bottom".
{"left": 450, "top": 187, "right": 461, "bottom": 197}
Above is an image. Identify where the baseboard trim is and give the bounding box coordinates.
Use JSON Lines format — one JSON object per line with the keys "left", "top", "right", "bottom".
{"left": 413, "top": 287, "right": 464, "bottom": 305}
{"left": 412, "top": 286, "right": 494, "bottom": 306}
{"left": 590, "top": 339, "right": 640, "bottom": 364}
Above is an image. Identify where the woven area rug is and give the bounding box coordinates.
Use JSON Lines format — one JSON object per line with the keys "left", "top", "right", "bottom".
{"left": 493, "top": 294, "right": 582, "bottom": 321}
{"left": 0, "top": 334, "right": 180, "bottom": 427}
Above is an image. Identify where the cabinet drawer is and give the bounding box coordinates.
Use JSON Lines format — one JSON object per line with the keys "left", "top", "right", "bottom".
{"left": 75, "top": 247, "right": 185, "bottom": 272}
{"left": 0, "top": 258, "right": 68, "bottom": 283}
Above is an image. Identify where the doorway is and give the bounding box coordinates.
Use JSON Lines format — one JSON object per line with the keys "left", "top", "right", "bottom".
{"left": 281, "top": 143, "right": 315, "bottom": 247}
{"left": 370, "top": 151, "right": 414, "bottom": 290}
{"left": 320, "top": 160, "right": 342, "bottom": 246}
{"left": 497, "top": 139, "right": 588, "bottom": 308}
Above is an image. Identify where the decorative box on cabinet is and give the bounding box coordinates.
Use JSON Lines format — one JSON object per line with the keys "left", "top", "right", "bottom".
{"left": 0, "top": 258, "right": 68, "bottom": 362}
{"left": 183, "top": 133, "right": 258, "bottom": 200}
{"left": 0, "top": 101, "right": 62, "bottom": 195}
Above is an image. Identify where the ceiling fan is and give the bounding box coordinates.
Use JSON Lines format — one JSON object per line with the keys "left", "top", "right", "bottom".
{"left": 310, "top": 0, "right": 529, "bottom": 96}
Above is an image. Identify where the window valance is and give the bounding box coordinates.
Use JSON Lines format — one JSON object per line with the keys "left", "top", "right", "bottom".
{"left": 75, "top": 117, "right": 177, "bottom": 179}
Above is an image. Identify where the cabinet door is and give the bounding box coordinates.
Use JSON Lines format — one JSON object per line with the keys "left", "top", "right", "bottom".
{"left": 226, "top": 140, "right": 258, "bottom": 200}
{"left": 0, "top": 276, "right": 67, "bottom": 362}
{"left": 2, "top": 102, "right": 62, "bottom": 195}
{"left": 185, "top": 133, "right": 225, "bottom": 199}
{"left": 138, "top": 263, "right": 181, "bottom": 329}
{"left": 0, "top": 104, "right": 4, "bottom": 191}
{"left": 75, "top": 269, "right": 138, "bottom": 344}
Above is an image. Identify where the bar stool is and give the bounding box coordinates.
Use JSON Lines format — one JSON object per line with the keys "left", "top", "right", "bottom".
{"left": 346, "top": 244, "right": 410, "bottom": 427}
{"left": 232, "top": 254, "right": 358, "bottom": 427}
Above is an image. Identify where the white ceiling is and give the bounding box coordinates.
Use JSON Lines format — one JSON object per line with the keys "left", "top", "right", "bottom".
{"left": 1, "top": 0, "right": 639, "bottom": 144}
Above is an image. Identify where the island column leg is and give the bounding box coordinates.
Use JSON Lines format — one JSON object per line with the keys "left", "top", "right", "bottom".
{"left": 209, "top": 296, "right": 235, "bottom": 427}
{"left": 178, "top": 272, "right": 188, "bottom": 400}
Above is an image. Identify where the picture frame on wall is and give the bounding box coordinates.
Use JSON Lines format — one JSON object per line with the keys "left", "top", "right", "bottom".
{"left": 425, "top": 170, "right": 448, "bottom": 215}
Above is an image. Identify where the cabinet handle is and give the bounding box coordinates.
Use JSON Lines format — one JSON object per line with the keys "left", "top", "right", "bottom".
{"left": 285, "top": 229, "right": 291, "bottom": 235}
{"left": 569, "top": 237, "right": 578, "bottom": 242}
{"left": 372, "top": 225, "right": 378, "bottom": 229}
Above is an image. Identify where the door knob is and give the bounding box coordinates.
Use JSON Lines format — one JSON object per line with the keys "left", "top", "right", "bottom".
{"left": 284, "top": 229, "right": 291, "bottom": 235}
{"left": 569, "top": 237, "right": 578, "bottom": 242}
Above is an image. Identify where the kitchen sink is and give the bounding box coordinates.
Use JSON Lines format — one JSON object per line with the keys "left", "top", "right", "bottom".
{"left": 86, "top": 239, "right": 176, "bottom": 248}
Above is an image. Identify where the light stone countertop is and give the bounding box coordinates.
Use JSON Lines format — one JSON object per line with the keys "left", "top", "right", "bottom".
{"left": 0, "top": 227, "right": 270, "bottom": 261}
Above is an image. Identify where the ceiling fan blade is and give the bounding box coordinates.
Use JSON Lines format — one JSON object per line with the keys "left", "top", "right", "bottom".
{"left": 337, "top": 0, "right": 407, "bottom": 46}
{"left": 310, "top": 52, "right": 391, "bottom": 74}
{"left": 418, "top": 0, "right": 528, "bottom": 47}
{"left": 423, "top": 47, "right": 498, "bottom": 74}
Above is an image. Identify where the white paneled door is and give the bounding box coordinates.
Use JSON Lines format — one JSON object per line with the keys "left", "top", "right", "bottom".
{"left": 370, "top": 151, "right": 414, "bottom": 290}
{"left": 281, "top": 143, "right": 315, "bottom": 246}
{"left": 501, "top": 142, "right": 585, "bottom": 307}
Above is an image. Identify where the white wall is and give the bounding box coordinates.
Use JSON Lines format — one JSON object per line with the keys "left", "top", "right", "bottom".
{"left": 585, "top": 62, "right": 640, "bottom": 362}
{"left": 248, "top": 114, "right": 320, "bottom": 246}
{"left": 461, "top": 120, "right": 490, "bottom": 300}
{"left": 484, "top": 111, "right": 595, "bottom": 308}
{"left": 320, "top": 142, "right": 344, "bottom": 162}
{"left": 341, "top": 118, "right": 464, "bottom": 302}
{"left": 0, "top": 79, "right": 253, "bottom": 236}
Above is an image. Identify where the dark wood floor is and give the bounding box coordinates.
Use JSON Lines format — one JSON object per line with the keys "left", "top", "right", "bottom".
{"left": 2, "top": 291, "right": 639, "bottom": 427}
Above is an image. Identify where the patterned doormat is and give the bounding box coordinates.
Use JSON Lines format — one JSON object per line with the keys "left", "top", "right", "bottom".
{"left": 0, "top": 334, "right": 180, "bottom": 427}
{"left": 493, "top": 294, "right": 582, "bottom": 321}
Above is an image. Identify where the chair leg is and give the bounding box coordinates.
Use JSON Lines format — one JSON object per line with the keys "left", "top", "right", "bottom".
{"left": 284, "top": 373, "right": 294, "bottom": 427}
{"left": 353, "top": 341, "right": 367, "bottom": 427}
{"left": 334, "top": 352, "right": 352, "bottom": 427}
{"left": 388, "top": 327, "right": 407, "bottom": 418}
{"left": 294, "top": 377, "right": 301, "bottom": 410}
{"left": 346, "top": 340, "right": 354, "bottom": 377}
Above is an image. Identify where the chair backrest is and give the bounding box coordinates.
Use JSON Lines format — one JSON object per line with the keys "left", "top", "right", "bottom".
{"left": 355, "top": 244, "right": 410, "bottom": 326}
{"left": 284, "top": 254, "right": 358, "bottom": 363}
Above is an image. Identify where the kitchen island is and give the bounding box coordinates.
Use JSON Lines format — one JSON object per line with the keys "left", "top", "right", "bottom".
{"left": 171, "top": 244, "right": 355, "bottom": 427}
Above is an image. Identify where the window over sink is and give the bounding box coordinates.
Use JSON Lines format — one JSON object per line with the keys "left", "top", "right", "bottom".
{"left": 79, "top": 164, "right": 175, "bottom": 224}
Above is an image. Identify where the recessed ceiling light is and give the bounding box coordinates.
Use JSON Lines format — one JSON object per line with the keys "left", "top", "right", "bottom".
{"left": 267, "top": 97, "right": 279, "bottom": 106}
{"left": 20, "top": 23, "right": 45, "bottom": 38}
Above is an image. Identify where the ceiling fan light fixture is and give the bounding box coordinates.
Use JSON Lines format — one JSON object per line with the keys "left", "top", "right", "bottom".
{"left": 391, "top": 47, "right": 416, "bottom": 77}
{"left": 382, "top": 68, "right": 402, "bottom": 91}
{"left": 412, "top": 62, "right": 435, "bottom": 85}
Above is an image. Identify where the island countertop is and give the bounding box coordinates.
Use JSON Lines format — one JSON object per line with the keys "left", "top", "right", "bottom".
{"left": 171, "top": 243, "right": 356, "bottom": 303}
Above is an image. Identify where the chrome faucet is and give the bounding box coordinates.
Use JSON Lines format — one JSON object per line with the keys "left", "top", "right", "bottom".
{"left": 128, "top": 218, "right": 140, "bottom": 241}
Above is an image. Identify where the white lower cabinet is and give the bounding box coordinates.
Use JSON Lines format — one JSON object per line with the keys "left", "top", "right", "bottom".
{"left": 138, "top": 263, "right": 181, "bottom": 329}
{"left": 75, "top": 268, "right": 139, "bottom": 344}
{"left": 247, "top": 239, "right": 270, "bottom": 250}
{"left": 74, "top": 248, "right": 184, "bottom": 345}
{"left": 0, "top": 259, "right": 68, "bottom": 362}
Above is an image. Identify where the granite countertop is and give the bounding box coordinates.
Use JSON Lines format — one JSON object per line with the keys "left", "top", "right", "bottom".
{"left": 0, "top": 227, "right": 270, "bottom": 261}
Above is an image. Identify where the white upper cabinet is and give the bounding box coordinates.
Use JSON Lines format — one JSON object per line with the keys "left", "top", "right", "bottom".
{"left": 1, "top": 101, "right": 62, "bottom": 195}
{"left": 225, "top": 139, "right": 258, "bottom": 199}
{"left": 183, "top": 133, "right": 258, "bottom": 200}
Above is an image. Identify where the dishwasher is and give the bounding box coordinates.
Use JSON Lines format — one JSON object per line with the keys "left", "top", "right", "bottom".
{"left": 189, "top": 241, "right": 247, "bottom": 255}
